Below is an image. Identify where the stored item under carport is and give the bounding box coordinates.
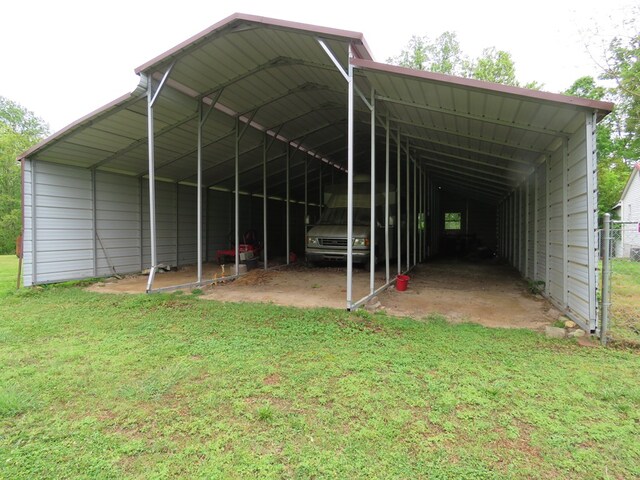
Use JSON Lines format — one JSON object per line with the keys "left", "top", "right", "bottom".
{"left": 396, "top": 274, "right": 410, "bottom": 291}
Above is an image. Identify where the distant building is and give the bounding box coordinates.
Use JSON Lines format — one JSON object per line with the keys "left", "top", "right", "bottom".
{"left": 614, "top": 162, "right": 640, "bottom": 259}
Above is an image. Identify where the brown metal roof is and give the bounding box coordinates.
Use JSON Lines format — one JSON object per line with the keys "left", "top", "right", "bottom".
{"left": 20, "top": 12, "right": 613, "bottom": 204}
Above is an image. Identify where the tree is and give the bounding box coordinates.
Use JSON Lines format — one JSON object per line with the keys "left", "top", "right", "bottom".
{"left": 563, "top": 74, "right": 635, "bottom": 216}
{"left": 0, "top": 96, "right": 49, "bottom": 254}
{"left": 388, "top": 32, "right": 542, "bottom": 89}
{"left": 388, "top": 31, "right": 468, "bottom": 76}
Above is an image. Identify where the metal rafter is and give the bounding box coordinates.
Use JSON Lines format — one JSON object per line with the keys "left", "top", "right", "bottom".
{"left": 412, "top": 145, "right": 529, "bottom": 175}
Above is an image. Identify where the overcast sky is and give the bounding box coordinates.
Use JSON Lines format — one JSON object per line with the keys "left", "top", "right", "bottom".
{"left": 1, "top": 0, "right": 634, "bottom": 133}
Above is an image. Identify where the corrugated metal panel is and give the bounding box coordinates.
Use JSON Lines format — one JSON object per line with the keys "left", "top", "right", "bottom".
{"left": 566, "top": 122, "right": 590, "bottom": 322}
{"left": 527, "top": 173, "right": 536, "bottom": 278}
{"left": 95, "top": 171, "right": 141, "bottom": 276}
{"left": 535, "top": 163, "right": 547, "bottom": 283}
{"left": 547, "top": 148, "right": 565, "bottom": 303}
{"left": 142, "top": 180, "right": 177, "bottom": 268}
{"left": 177, "top": 184, "right": 198, "bottom": 265}
{"left": 28, "top": 161, "right": 94, "bottom": 284}
{"left": 22, "top": 160, "right": 33, "bottom": 286}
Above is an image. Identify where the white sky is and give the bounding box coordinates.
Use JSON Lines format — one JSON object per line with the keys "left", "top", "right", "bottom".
{"left": 1, "top": 0, "right": 634, "bottom": 133}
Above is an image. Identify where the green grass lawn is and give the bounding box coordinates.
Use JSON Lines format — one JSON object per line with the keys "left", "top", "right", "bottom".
{"left": 1, "top": 255, "right": 639, "bottom": 479}
{"left": 609, "top": 259, "right": 640, "bottom": 344}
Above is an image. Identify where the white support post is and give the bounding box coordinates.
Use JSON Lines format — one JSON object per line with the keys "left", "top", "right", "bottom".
{"left": 419, "top": 167, "right": 423, "bottom": 263}
{"left": 525, "top": 176, "right": 530, "bottom": 279}
{"left": 397, "top": 129, "right": 401, "bottom": 274}
{"left": 384, "top": 116, "right": 390, "bottom": 283}
{"left": 346, "top": 45, "right": 354, "bottom": 309}
{"left": 196, "top": 101, "right": 203, "bottom": 283}
{"left": 304, "top": 157, "right": 308, "bottom": 230}
{"left": 286, "top": 145, "right": 291, "bottom": 266}
{"left": 234, "top": 117, "right": 240, "bottom": 277}
{"left": 263, "top": 134, "right": 268, "bottom": 270}
{"left": 145, "top": 75, "right": 158, "bottom": 292}
{"left": 91, "top": 168, "right": 97, "bottom": 277}
{"left": 545, "top": 156, "right": 551, "bottom": 296}
{"left": 562, "top": 139, "right": 569, "bottom": 307}
{"left": 176, "top": 182, "right": 180, "bottom": 268}
{"left": 413, "top": 159, "right": 418, "bottom": 267}
{"left": 406, "top": 138, "right": 410, "bottom": 272}
{"left": 533, "top": 166, "right": 539, "bottom": 281}
{"left": 369, "top": 88, "right": 376, "bottom": 293}
{"left": 318, "top": 164, "right": 322, "bottom": 218}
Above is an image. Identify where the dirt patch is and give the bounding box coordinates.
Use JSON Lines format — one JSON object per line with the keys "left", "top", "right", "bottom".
{"left": 87, "top": 259, "right": 560, "bottom": 331}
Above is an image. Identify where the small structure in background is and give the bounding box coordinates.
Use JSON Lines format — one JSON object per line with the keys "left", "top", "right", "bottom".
{"left": 612, "top": 162, "right": 640, "bottom": 260}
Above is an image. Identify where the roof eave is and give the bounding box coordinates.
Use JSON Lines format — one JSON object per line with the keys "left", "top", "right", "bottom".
{"left": 351, "top": 58, "right": 615, "bottom": 116}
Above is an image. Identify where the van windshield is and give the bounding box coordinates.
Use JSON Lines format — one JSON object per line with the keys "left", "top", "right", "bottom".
{"left": 318, "top": 207, "right": 371, "bottom": 226}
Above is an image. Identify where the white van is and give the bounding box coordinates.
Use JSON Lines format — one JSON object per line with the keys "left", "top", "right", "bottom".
{"left": 305, "top": 180, "right": 396, "bottom": 270}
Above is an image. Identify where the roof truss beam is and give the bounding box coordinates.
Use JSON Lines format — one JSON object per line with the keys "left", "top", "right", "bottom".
{"left": 421, "top": 158, "right": 511, "bottom": 188}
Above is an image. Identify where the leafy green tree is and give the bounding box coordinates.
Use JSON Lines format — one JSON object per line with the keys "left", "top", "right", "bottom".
{"left": 389, "top": 33, "right": 542, "bottom": 88}
{"left": 0, "top": 96, "right": 49, "bottom": 254}
{"left": 388, "top": 31, "right": 468, "bottom": 76}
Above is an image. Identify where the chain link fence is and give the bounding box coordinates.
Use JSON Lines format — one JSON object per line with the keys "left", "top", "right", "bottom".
{"left": 600, "top": 215, "right": 640, "bottom": 346}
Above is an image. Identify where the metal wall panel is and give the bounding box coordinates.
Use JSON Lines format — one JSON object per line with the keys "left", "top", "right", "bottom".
{"left": 22, "top": 160, "right": 33, "bottom": 286}
{"left": 565, "top": 116, "right": 597, "bottom": 327}
{"left": 547, "top": 148, "right": 565, "bottom": 302}
{"left": 177, "top": 184, "right": 198, "bottom": 265}
{"left": 535, "top": 163, "right": 547, "bottom": 283}
{"left": 142, "top": 180, "right": 177, "bottom": 268}
{"left": 95, "top": 171, "right": 141, "bottom": 276}
{"left": 25, "top": 161, "right": 94, "bottom": 284}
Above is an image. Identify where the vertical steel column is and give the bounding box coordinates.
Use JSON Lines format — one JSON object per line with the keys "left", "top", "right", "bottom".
{"left": 525, "top": 177, "right": 530, "bottom": 279}
{"left": 384, "top": 116, "right": 390, "bottom": 283}
{"left": 176, "top": 183, "right": 180, "bottom": 268}
{"left": 346, "top": 45, "right": 355, "bottom": 309}
{"left": 545, "top": 156, "right": 551, "bottom": 296}
{"left": 419, "top": 167, "right": 423, "bottom": 263}
{"left": 286, "top": 145, "right": 291, "bottom": 266}
{"left": 196, "top": 101, "right": 203, "bottom": 283}
{"left": 139, "top": 177, "right": 143, "bottom": 271}
{"left": 318, "top": 163, "right": 322, "bottom": 217}
{"left": 262, "top": 134, "right": 268, "bottom": 270}
{"left": 145, "top": 77, "right": 158, "bottom": 292}
{"left": 533, "top": 166, "right": 539, "bottom": 281}
{"left": 234, "top": 118, "right": 240, "bottom": 276}
{"left": 396, "top": 130, "right": 401, "bottom": 274}
{"left": 369, "top": 88, "right": 376, "bottom": 292}
{"left": 600, "top": 213, "right": 611, "bottom": 345}
{"left": 405, "top": 139, "right": 410, "bottom": 272}
{"left": 413, "top": 159, "right": 418, "bottom": 267}
{"left": 562, "top": 139, "right": 568, "bottom": 307}
{"left": 91, "top": 168, "right": 97, "bottom": 277}
{"left": 304, "top": 157, "right": 308, "bottom": 228}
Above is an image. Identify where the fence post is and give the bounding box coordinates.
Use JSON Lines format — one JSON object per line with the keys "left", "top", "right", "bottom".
{"left": 600, "top": 213, "right": 611, "bottom": 345}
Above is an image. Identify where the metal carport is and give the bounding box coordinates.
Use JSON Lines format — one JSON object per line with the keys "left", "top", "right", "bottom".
{"left": 18, "top": 13, "right": 613, "bottom": 331}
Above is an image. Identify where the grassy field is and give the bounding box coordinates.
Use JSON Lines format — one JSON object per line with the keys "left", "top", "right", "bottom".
{"left": 1, "top": 255, "right": 639, "bottom": 479}
{"left": 609, "top": 259, "right": 640, "bottom": 345}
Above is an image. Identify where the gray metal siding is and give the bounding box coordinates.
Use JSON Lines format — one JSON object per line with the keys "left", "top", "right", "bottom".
{"left": 95, "top": 171, "right": 141, "bottom": 276}
{"left": 26, "top": 161, "right": 94, "bottom": 284}
{"left": 142, "top": 180, "right": 177, "bottom": 268}
{"left": 547, "top": 148, "right": 565, "bottom": 303}
{"left": 535, "top": 163, "right": 547, "bottom": 283}
{"left": 22, "top": 160, "right": 33, "bottom": 286}
{"left": 177, "top": 184, "right": 198, "bottom": 265}
{"left": 565, "top": 114, "right": 598, "bottom": 328}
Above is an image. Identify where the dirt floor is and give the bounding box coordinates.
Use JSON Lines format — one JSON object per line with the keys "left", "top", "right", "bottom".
{"left": 88, "top": 258, "right": 560, "bottom": 331}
